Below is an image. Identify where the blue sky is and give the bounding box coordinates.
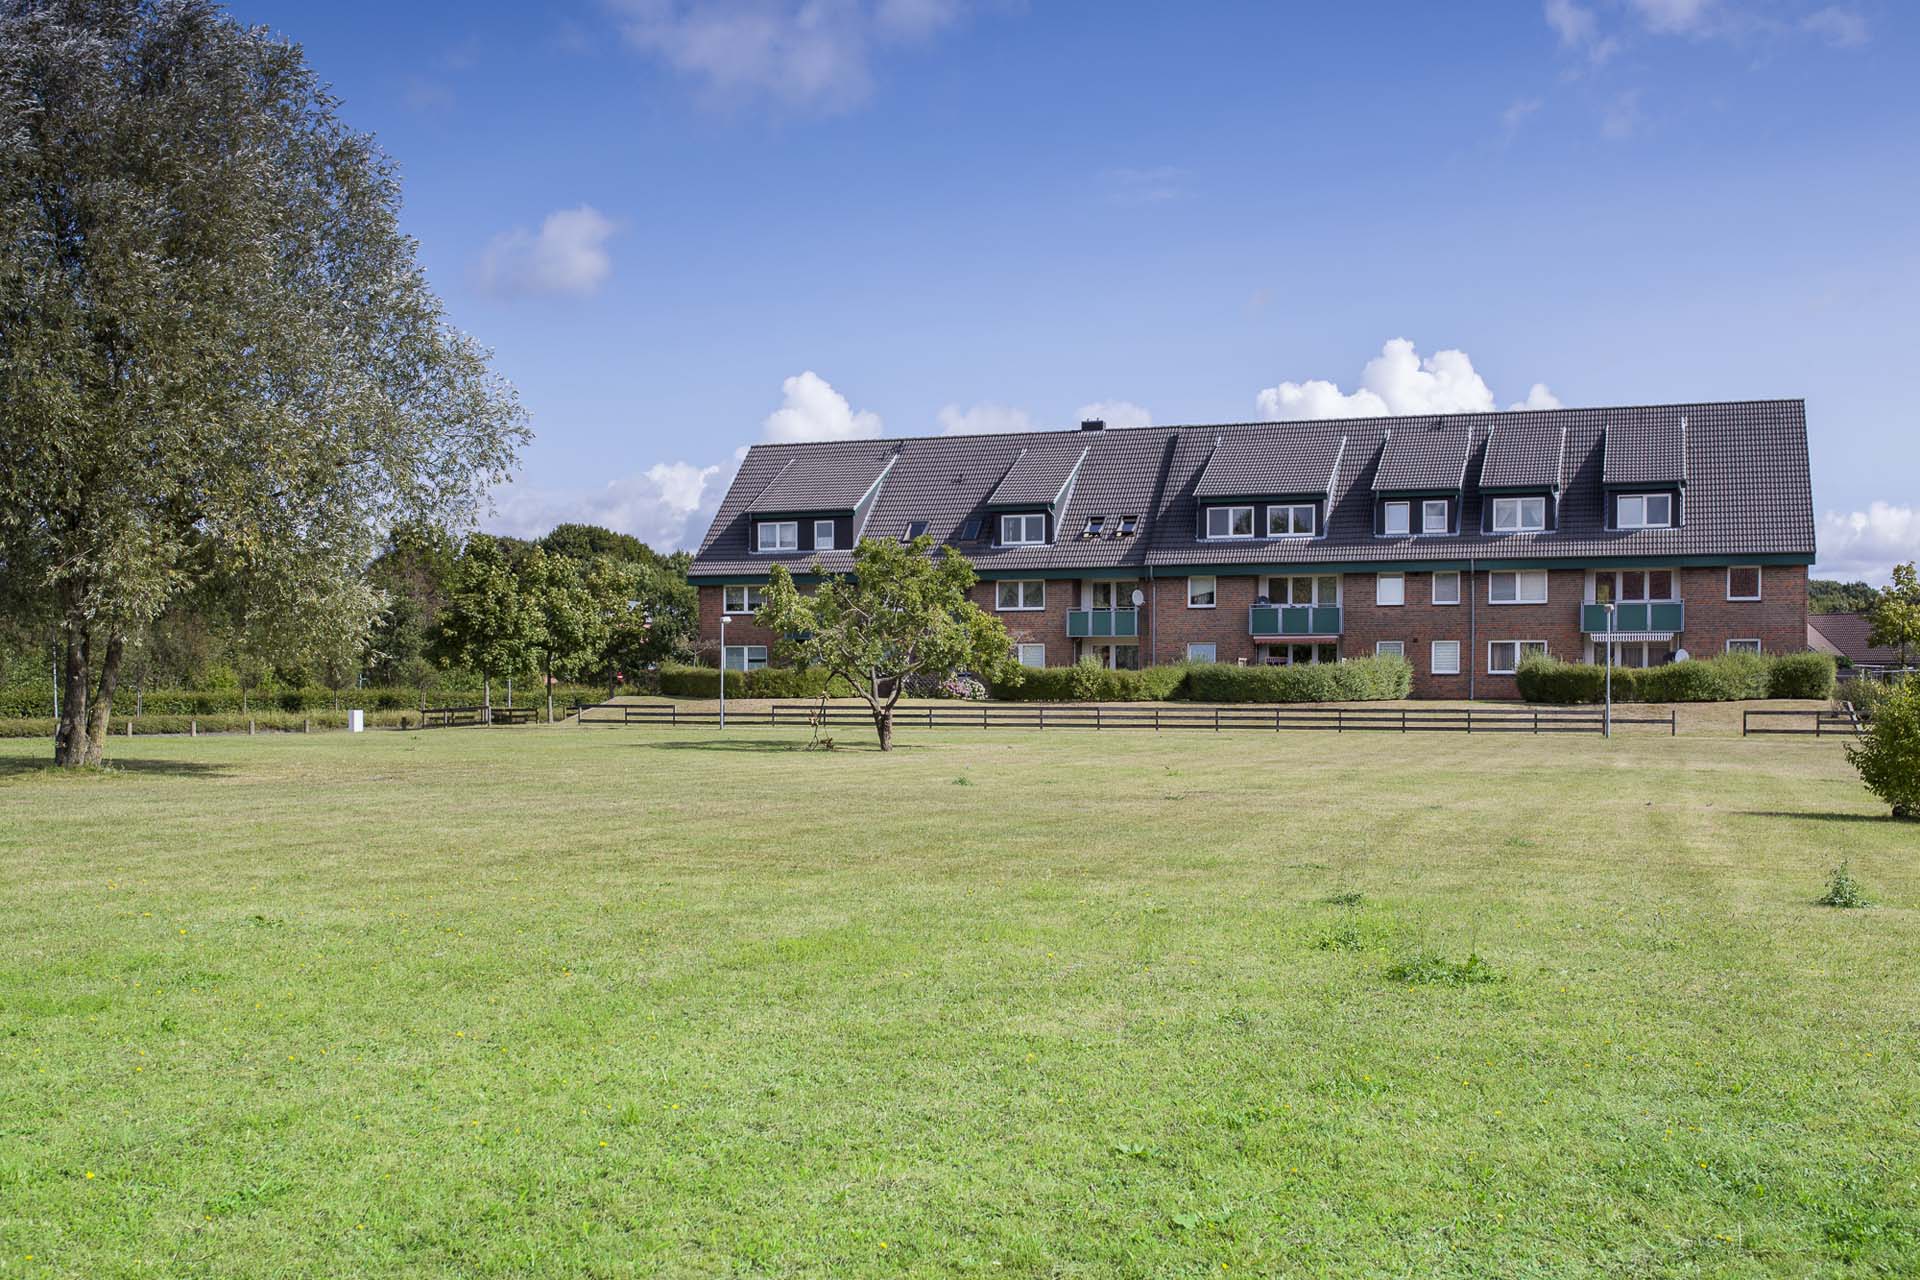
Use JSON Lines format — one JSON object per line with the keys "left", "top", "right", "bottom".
{"left": 238, "top": 0, "right": 1919, "bottom": 580}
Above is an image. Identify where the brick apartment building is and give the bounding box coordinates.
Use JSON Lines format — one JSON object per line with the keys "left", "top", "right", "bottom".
{"left": 687, "top": 400, "right": 1816, "bottom": 698}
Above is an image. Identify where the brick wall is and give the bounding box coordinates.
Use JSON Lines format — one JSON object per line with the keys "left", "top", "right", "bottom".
{"left": 1672, "top": 564, "right": 1808, "bottom": 657}
{"left": 969, "top": 580, "right": 1078, "bottom": 667}
{"left": 1146, "top": 575, "right": 1261, "bottom": 665}
{"left": 696, "top": 585, "right": 780, "bottom": 666}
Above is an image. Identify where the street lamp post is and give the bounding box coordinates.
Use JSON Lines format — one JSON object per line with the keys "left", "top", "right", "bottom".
{"left": 718, "top": 614, "right": 731, "bottom": 730}
{"left": 1603, "top": 601, "right": 1617, "bottom": 740}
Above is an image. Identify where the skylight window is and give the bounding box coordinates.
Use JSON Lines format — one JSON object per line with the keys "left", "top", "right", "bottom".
{"left": 1083, "top": 515, "right": 1106, "bottom": 537}
{"left": 901, "top": 521, "right": 929, "bottom": 542}
{"left": 960, "top": 518, "right": 982, "bottom": 541}
{"left": 1117, "top": 516, "right": 1139, "bottom": 536}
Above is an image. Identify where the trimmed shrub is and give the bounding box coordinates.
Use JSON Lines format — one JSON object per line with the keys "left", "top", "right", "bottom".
{"left": 1846, "top": 676, "right": 1920, "bottom": 818}
{"left": 1177, "top": 655, "right": 1412, "bottom": 703}
{"left": 0, "top": 684, "right": 604, "bottom": 718}
{"left": 657, "top": 664, "right": 854, "bottom": 699}
{"left": 1769, "top": 651, "right": 1838, "bottom": 700}
{"left": 1518, "top": 652, "right": 1826, "bottom": 705}
{"left": 1515, "top": 655, "right": 1615, "bottom": 704}
{"left": 989, "top": 661, "right": 1183, "bottom": 703}
{"left": 0, "top": 710, "right": 419, "bottom": 738}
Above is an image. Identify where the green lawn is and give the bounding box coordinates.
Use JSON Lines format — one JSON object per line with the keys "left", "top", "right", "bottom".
{"left": 1, "top": 723, "right": 1915, "bottom": 1277}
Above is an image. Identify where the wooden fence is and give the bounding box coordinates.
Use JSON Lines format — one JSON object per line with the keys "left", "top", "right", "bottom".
{"left": 417, "top": 704, "right": 539, "bottom": 729}
{"left": 1741, "top": 706, "right": 1862, "bottom": 738}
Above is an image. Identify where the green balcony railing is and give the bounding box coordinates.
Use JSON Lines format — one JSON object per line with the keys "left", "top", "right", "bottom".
{"left": 1581, "top": 600, "right": 1685, "bottom": 634}
{"left": 1248, "top": 604, "right": 1343, "bottom": 637}
{"left": 1067, "top": 608, "right": 1140, "bottom": 639}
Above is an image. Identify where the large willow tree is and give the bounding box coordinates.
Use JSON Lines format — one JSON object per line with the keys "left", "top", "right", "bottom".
{"left": 0, "top": 0, "right": 528, "bottom": 764}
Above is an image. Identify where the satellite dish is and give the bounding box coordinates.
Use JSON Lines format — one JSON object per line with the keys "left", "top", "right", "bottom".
{"left": 1130, "top": 588, "right": 1145, "bottom": 607}
{"left": 1672, "top": 648, "right": 1689, "bottom": 663}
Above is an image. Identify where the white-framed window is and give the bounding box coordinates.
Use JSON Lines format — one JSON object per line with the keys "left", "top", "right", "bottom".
{"left": 1727, "top": 566, "right": 1762, "bottom": 601}
{"left": 813, "top": 519, "right": 836, "bottom": 550}
{"left": 1185, "top": 643, "right": 1217, "bottom": 663}
{"left": 1726, "top": 638, "right": 1762, "bottom": 654}
{"left": 1617, "top": 493, "right": 1674, "bottom": 529}
{"left": 1591, "top": 569, "right": 1675, "bottom": 603}
{"left": 1492, "top": 496, "right": 1546, "bottom": 532}
{"left": 756, "top": 521, "right": 798, "bottom": 552}
{"left": 1000, "top": 513, "right": 1047, "bottom": 545}
{"left": 723, "top": 645, "right": 768, "bottom": 671}
{"left": 1421, "top": 500, "right": 1450, "bottom": 534}
{"left": 1487, "top": 640, "right": 1547, "bottom": 675}
{"left": 995, "top": 579, "right": 1046, "bottom": 611}
{"left": 1376, "top": 573, "right": 1405, "bottom": 606}
{"left": 1432, "top": 571, "right": 1461, "bottom": 606}
{"left": 1267, "top": 504, "right": 1315, "bottom": 537}
{"left": 1375, "top": 640, "right": 1405, "bottom": 659}
{"left": 722, "top": 585, "right": 765, "bottom": 614}
{"left": 1266, "top": 575, "right": 1340, "bottom": 606}
{"left": 1091, "top": 580, "right": 1139, "bottom": 609}
{"left": 1188, "top": 576, "right": 1217, "bottom": 608}
{"left": 1383, "top": 501, "right": 1411, "bottom": 536}
{"left": 1206, "top": 506, "right": 1255, "bottom": 539}
{"left": 1489, "top": 570, "right": 1548, "bottom": 604}
{"left": 1016, "top": 643, "right": 1047, "bottom": 668}
{"left": 1431, "top": 640, "right": 1461, "bottom": 676}
{"left": 1083, "top": 515, "right": 1106, "bottom": 536}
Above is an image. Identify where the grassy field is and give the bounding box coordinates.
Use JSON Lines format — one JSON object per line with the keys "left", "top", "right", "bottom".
{"left": 1, "top": 721, "right": 1915, "bottom": 1277}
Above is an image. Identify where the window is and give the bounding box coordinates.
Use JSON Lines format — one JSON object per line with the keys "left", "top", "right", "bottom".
{"left": 1488, "top": 640, "right": 1547, "bottom": 675}
{"left": 1188, "top": 576, "right": 1217, "bottom": 608}
{"left": 1489, "top": 571, "right": 1548, "bottom": 604}
{"left": 1492, "top": 496, "right": 1546, "bottom": 532}
{"left": 722, "top": 585, "right": 765, "bottom": 614}
{"left": 1267, "top": 504, "right": 1315, "bottom": 537}
{"left": 1421, "top": 500, "right": 1450, "bottom": 534}
{"left": 1267, "top": 575, "right": 1339, "bottom": 606}
{"left": 1206, "top": 506, "right": 1255, "bottom": 539}
{"left": 1186, "top": 643, "right": 1217, "bottom": 663}
{"left": 756, "top": 521, "right": 797, "bottom": 552}
{"left": 1726, "top": 638, "right": 1762, "bottom": 654}
{"left": 1000, "top": 513, "right": 1046, "bottom": 545}
{"left": 813, "top": 519, "right": 836, "bottom": 550}
{"left": 1431, "top": 640, "right": 1461, "bottom": 676}
{"left": 1117, "top": 515, "right": 1139, "bottom": 536}
{"left": 1432, "top": 571, "right": 1461, "bottom": 605}
{"left": 1375, "top": 640, "right": 1405, "bottom": 659}
{"left": 1383, "top": 501, "right": 1411, "bottom": 536}
{"left": 1016, "top": 643, "right": 1047, "bottom": 668}
{"left": 1376, "top": 573, "right": 1405, "bottom": 606}
{"left": 1083, "top": 515, "right": 1106, "bottom": 537}
{"left": 995, "top": 579, "right": 1045, "bottom": 611}
{"left": 1594, "top": 570, "right": 1675, "bottom": 603}
{"left": 723, "top": 645, "right": 768, "bottom": 671}
{"left": 960, "top": 518, "right": 982, "bottom": 541}
{"left": 1617, "top": 493, "right": 1674, "bottom": 529}
{"left": 1092, "top": 581, "right": 1138, "bottom": 609}
{"left": 1727, "top": 566, "right": 1762, "bottom": 601}
{"left": 901, "top": 520, "right": 929, "bottom": 542}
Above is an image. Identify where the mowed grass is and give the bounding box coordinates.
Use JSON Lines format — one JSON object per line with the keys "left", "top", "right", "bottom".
{"left": 1, "top": 723, "right": 1916, "bottom": 1278}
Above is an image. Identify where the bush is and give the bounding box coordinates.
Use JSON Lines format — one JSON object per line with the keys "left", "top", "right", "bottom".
{"left": 1816, "top": 861, "right": 1870, "bottom": 908}
{"left": 0, "top": 683, "right": 605, "bottom": 718}
{"left": 0, "top": 710, "right": 419, "bottom": 738}
{"left": 1518, "top": 652, "right": 1828, "bottom": 705}
{"left": 989, "top": 661, "right": 1190, "bottom": 702}
{"left": 1178, "top": 655, "right": 1412, "bottom": 703}
{"left": 1769, "top": 652, "right": 1838, "bottom": 699}
{"left": 1516, "top": 655, "right": 1615, "bottom": 703}
{"left": 657, "top": 664, "right": 853, "bottom": 699}
{"left": 1846, "top": 677, "right": 1920, "bottom": 819}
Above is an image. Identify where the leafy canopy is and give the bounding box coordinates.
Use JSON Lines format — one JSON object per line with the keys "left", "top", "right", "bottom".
{"left": 1867, "top": 563, "right": 1920, "bottom": 664}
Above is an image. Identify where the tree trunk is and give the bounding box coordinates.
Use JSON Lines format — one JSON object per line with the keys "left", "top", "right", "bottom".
{"left": 873, "top": 705, "right": 893, "bottom": 751}
{"left": 53, "top": 606, "right": 90, "bottom": 767}
{"left": 545, "top": 650, "right": 554, "bottom": 724}
{"left": 482, "top": 673, "right": 491, "bottom": 724}
{"left": 82, "top": 633, "right": 125, "bottom": 765}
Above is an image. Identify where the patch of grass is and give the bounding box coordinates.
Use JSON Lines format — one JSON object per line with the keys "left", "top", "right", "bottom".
{"left": 1320, "top": 889, "right": 1365, "bottom": 907}
{"left": 1, "top": 726, "right": 1916, "bottom": 1276}
{"left": 1383, "top": 948, "right": 1502, "bottom": 987}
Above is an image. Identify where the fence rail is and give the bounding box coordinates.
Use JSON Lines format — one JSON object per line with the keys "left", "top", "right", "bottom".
{"left": 1742, "top": 706, "right": 1861, "bottom": 738}
{"left": 576, "top": 701, "right": 1676, "bottom": 736}
{"left": 417, "top": 704, "right": 539, "bottom": 729}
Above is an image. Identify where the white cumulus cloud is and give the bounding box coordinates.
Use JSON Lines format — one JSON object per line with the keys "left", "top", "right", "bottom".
{"left": 763, "top": 371, "right": 884, "bottom": 442}
{"left": 1816, "top": 503, "right": 1920, "bottom": 584}
{"left": 1076, "top": 400, "right": 1153, "bottom": 430}
{"left": 1628, "top": 0, "right": 1716, "bottom": 35}
{"left": 1256, "top": 339, "right": 1558, "bottom": 421}
{"left": 1802, "top": 7, "right": 1868, "bottom": 48}
{"left": 487, "top": 453, "right": 741, "bottom": 551}
{"left": 476, "top": 206, "right": 618, "bottom": 299}
{"left": 938, "top": 402, "right": 1036, "bottom": 435}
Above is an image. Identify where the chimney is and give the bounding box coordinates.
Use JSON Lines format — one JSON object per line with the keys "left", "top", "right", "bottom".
{"left": 1079, "top": 418, "right": 1106, "bottom": 432}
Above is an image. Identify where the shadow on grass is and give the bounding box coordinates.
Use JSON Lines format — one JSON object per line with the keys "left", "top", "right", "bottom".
{"left": 633, "top": 737, "right": 921, "bottom": 755}
{"left": 1741, "top": 810, "right": 1897, "bottom": 825}
{"left": 0, "top": 756, "right": 236, "bottom": 781}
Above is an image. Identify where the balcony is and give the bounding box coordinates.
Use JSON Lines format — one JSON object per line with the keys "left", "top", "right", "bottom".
{"left": 1581, "top": 601, "right": 1685, "bottom": 634}
{"left": 1067, "top": 607, "right": 1140, "bottom": 639}
{"left": 1249, "top": 604, "right": 1343, "bottom": 637}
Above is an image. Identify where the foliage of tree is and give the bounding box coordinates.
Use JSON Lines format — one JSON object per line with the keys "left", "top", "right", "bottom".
{"left": 522, "top": 549, "right": 607, "bottom": 723}
{"left": 1867, "top": 563, "right": 1920, "bottom": 667}
{"left": 539, "top": 524, "right": 688, "bottom": 576}
{"left": 0, "top": 0, "right": 527, "bottom": 764}
{"left": 595, "top": 558, "right": 698, "bottom": 690}
{"left": 1847, "top": 676, "right": 1920, "bottom": 819}
{"left": 1809, "top": 579, "right": 1880, "bottom": 615}
{"left": 758, "top": 535, "right": 1012, "bottom": 750}
{"left": 365, "top": 524, "right": 461, "bottom": 687}
{"left": 429, "top": 536, "right": 541, "bottom": 714}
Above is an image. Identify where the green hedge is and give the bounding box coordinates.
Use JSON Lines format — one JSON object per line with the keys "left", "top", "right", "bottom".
{"left": 1516, "top": 652, "right": 1836, "bottom": 704}
{"left": 0, "top": 684, "right": 605, "bottom": 717}
{"left": 989, "top": 656, "right": 1411, "bottom": 703}
{"left": 656, "top": 664, "right": 855, "bottom": 699}
{"left": 0, "top": 710, "right": 421, "bottom": 738}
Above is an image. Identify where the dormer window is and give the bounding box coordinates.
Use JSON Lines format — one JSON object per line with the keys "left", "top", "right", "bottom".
{"left": 1000, "top": 513, "right": 1046, "bottom": 545}
{"left": 1421, "top": 500, "right": 1450, "bottom": 534}
{"left": 1206, "top": 506, "right": 1255, "bottom": 539}
{"left": 1383, "top": 501, "right": 1411, "bottom": 536}
{"left": 1617, "top": 493, "right": 1673, "bottom": 529}
{"left": 1083, "top": 515, "right": 1106, "bottom": 537}
{"left": 1492, "top": 496, "right": 1546, "bottom": 532}
{"left": 1266, "top": 504, "right": 1314, "bottom": 537}
{"left": 813, "top": 520, "right": 836, "bottom": 550}
{"left": 756, "top": 521, "right": 798, "bottom": 552}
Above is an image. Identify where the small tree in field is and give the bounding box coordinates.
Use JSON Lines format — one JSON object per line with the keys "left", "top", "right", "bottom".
{"left": 758, "top": 535, "right": 1012, "bottom": 751}
{"left": 1847, "top": 676, "right": 1920, "bottom": 819}
{"left": 1867, "top": 562, "right": 1920, "bottom": 668}
{"left": 431, "top": 536, "right": 540, "bottom": 715}
{"left": 522, "top": 549, "right": 609, "bottom": 723}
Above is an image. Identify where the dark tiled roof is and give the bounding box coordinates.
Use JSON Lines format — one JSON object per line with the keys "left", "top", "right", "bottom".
{"left": 1372, "top": 419, "right": 1474, "bottom": 492}
{"left": 1603, "top": 408, "right": 1688, "bottom": 487}
{"left": 1192, "top": 428, "right": 1346, "bottom": 499}
{"left": 746, "top": 447, "right": 896, "bottom": 514}
{"left": 689, "top": 400, "right": 1814, "bottom": 577}
{"left": 1479, "top": 418, "right": 1567, "bottom": 491}
{"left": 986, "top": 442, "right": 1089, "bottom": 508}
{"left": 1808, "top": 613, "right": 1904, "bottom": 666}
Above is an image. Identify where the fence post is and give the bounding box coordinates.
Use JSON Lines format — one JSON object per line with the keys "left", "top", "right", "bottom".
{"left": 1815, "top": 713, "right": 1822, "bottom": 738}
{"left": 191, "top": 718, "right": 197, "bottom": 737}
{"left": 303, "top": 718, "right": 310, "bottom": 734}
{"left": 1039, "top": 707, "right": 1045, "bottom": 731}
{"left": 1096, "top": 706, "right": 1102, "bottom": 730}
{"left": 1467, "top": 708, "right": 1474, "bottom": 735}
{"left": 1214, "top": 707, "right": 1220, "bottom": 732}
{"left": 1337, "top": 708, "right": 1343, "bottom": 733}
{"left": 1533, "top": 708, "right": 1539, "bottom": 735}
{"left": 1154, "top": 707, "right": 1160, "bottom": 732}
{"left": 1401, "top": 709, "right": 1407, "bottom": 734}
{"left": 1275, "top": 707, "right": 1280, "bottom": 732}
{"left": 127, "top": 718, "right": 133, "bottom": 738}
{"left": 250, "top": 719, "right": 256, "bottom": 736}
{"left": 1670, "top": 709, "right": 1677, "bottom": 737}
